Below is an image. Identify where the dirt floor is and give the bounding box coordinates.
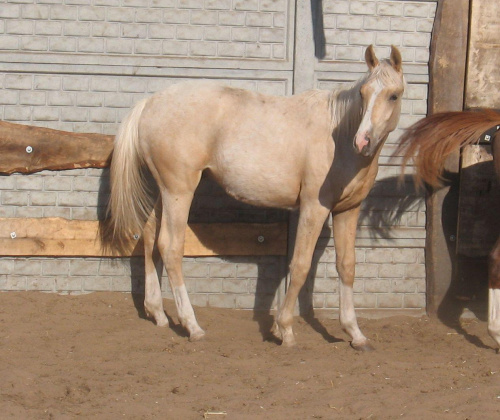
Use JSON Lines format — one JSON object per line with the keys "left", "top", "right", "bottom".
{"left": 0, "top": 292, "right": 499, "bottom": 419}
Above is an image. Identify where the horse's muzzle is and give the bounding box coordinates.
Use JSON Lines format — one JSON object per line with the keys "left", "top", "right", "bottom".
{"left": 354, "top": 132, "right": 371, "bottom": 156}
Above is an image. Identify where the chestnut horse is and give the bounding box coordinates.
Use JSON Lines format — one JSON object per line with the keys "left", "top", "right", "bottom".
{"left": 106, "top": 45, "right": 404, "bottom": 350}
{"left": 397, "top": 109, "right": 500, "bottom": 351}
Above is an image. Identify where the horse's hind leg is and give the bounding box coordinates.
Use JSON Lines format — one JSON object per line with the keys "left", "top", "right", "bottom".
{"left": 157, "top": 184, "right": 205, "bottom": 341}
{"left": 488, "top": 236, "right": 500, "bottom": 351}
{"left": 143, "top": 199, "right": 169, "bottom": 327}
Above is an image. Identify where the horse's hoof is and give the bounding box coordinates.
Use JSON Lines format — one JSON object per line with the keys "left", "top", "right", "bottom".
{"left": 156, "top": 317, "right": 169, "bottom": 327}
{"left": 188, "top": 329, "right": 206, "bottom": 342}
{"left": 281, "top": 333, "right": 297, "bottom": 347}
{"left": 351, "top": 341, "right": 375, "bottom": 352}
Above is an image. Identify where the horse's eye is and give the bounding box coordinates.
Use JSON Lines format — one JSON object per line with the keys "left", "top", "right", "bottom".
{"left": 389, "top": 94, "right": 398, "bottom": 101}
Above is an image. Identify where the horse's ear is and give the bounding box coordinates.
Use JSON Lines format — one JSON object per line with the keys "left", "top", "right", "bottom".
{"left": 390, "top": 45, "right": 402, "bottom": 72}
{"left": 365, "top": 45, "right": 379, "bottom": 71}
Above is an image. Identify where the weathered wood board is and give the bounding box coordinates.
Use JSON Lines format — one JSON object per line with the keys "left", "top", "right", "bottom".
{"left": 0, "top": 218, "right": 288, "bottom": 257}
{"left": 0, "top": 121, "right": 113, "bottom": 174}
{"left": 457, "top": 145, "right": 500, "bottom": 257}
{"left": 466, "top": 0, "right": 500, "bottom": 109}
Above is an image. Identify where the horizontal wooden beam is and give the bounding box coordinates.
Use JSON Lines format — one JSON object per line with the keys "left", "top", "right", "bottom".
{"left": 0, "top": 218, "right": 287, "bottom": 257}
{"left": 0, "top": 122, "right": 113, "bottom": 174}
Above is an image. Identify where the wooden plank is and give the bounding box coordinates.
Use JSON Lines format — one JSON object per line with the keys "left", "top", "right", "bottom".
{"left": 425, "top": 0, "right": 470, "bottom": 314}
{"left": 0, "top": 121, "right": 113, "bottom": 174}
{"left": 466, "top": 0, "right": 500, "bottom": 109}
{"left": 0, "top": 218, "right": 287, "bottom": 257}
{"left": 457, "top": 145, "right": 500, "bottom": 257}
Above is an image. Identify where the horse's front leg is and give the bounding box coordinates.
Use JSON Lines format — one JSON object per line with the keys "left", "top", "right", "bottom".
{"left": 488, "top": 236, "right": 500, "bottom": 351}
{"left": 333, "top": 206, "right": 373, "bottom": 351}
{"left": 275, "top": 202, "right": 331, "bottom": 346}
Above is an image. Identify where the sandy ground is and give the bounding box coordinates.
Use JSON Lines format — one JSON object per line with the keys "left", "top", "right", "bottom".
{"left": 0, "top": 291, "right": 499, "bottom": 419}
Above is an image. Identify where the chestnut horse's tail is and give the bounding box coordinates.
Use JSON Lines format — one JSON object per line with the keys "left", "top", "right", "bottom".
{"left": 396, "top": 110, "right": 500, "bottom": 188}
{"left": 104, "top": 97, "right": 154, "bottom": 252}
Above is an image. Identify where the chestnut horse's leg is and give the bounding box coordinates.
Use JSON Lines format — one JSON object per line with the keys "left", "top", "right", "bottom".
{"left": 333, "top": 206, "right": 373, "bottom": 351}
{"left": 143, "top": 199, "right": 169, "bottom": 327}
{"left": 156, "top": 183, "right": 205, "bottom": 341}
{"left": 488, "top": 236, "right": 500, "bottom": 350}
{"left": 275, "top": 202, "right": 331, "bottom": 346}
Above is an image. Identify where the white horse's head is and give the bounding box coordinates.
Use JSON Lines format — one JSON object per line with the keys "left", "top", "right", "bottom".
{"left": 354, "top": 45, "right": 405, "bottom": 157}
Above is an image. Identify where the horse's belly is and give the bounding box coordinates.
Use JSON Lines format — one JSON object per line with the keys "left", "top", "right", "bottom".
{"left": 211, "top": 165, "right": 300, "bottom": 210}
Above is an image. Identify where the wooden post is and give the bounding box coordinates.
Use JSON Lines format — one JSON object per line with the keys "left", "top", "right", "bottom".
{"left": 425, "top": 0, "right": 470, "bottom": 314}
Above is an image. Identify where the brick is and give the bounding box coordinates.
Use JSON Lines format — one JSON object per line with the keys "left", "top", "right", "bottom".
{"left": 5, "top": 277, "right": 27, "bottom": 290}
{"left": 246, "top": 12, "right": 272, "bottom": 27}
{"left": 135, "top": 40, "right": 162, "bottom": 55}
{"left": 78, "top": 6, "right": 106, "bottom": 21}
{"left": 163, "top": 9, "right": 190, "bottom": 24}
{"left": 205, "top": 0, "right": 231, "bottom": 10}
{"left": 259, "top": 28, "right": 285, "bottom": 43}
{"left": 6, "top": 20, "right": 34, "bottom": 35}
{"left": 403, "top": 32, "right": 431, "bottom": 48}
{"left": 364, "top": 279, "right": 391, "bottom": 293}
{"left": 272, "top": 44, "right": 285, "bottom": 59}
{"left": 191, "top": 10, "right": 218, "bottom": 25}
{"left": 391, "top": 17, "right": 416, "bottom": 32}
{"left": 148, "top": 24, "right": 175, "bottom": 39}
{"left": 48, "top": 91, "right": 75, "bottom": 106}
{"left": 78, "top": 38, "right": 105, "bottom": 53}
{"left": 98, "top": 260, "right": 125, "bottom": 276}
{"left": 21, "top": 5, "right": 50, "bottom": 20}
{"left": 246, "top": 44, "right": 271, "bottom": 59}
{"left": 34, "top": 75, "right": 61, "bottom": 90}
{"left": 336, "top": 15, "right": 363, "bottom": 30}
{"left": 232, "top": 27, "right": 259, "bottom": 42}
{"left": 89, "top": 108, "right": 116, "bottom": 123}
{"left": 404, "top": 3, "right": 431, "bottom": 18}
{"left": 235, "top": 294, "right": 256, "bottom": 309}
{"left": 204, "top": 27, "right": 230, "bottom": 41}
{"left": 84, "top": 277, "right": 112, "bottom": 291}
{"left": 27, "top": 278, "right": 55, "bottom": 291}
{"left": 365, "top": 249, "right": 392, "bottom": 263}
{"left": 2, "top": 191, "right": 29, "bottom": 206}
{"left": 377, "top": 2, "right": 403, "bottom": 17}
{"left": 111, "top": 277, "right": 132, "bottom": 292}
{"left": 70, "top": 260, "right": 100, "bottom": 276}
{"left": 177, "top": 25, "right": 203, "bottom": 40}
{"left": 50, "top": 6, "right": 77, "bottom": 20}
{"left": 0, "top": 37, "right": 19, "bottom": 50}
{"left": 16, "top": 206, "right": 43, "bottom": 218}
{"left": 405, "top": 264, "right": 426, "bottom": 278}
{"left": 107, "top": 7, "right": 135, "bottom": 22}
{"left": 324, "top": 1, "right": 349, "bottom": 14}
{"left": 63, "top": 76, "right": 90, "bottom": 92}
{"left": 355, "top": 263, "right": 379, "bottom": 278}
{"left": 350, "top": 1, "right": 376, "bottom": 15}
{"left": 56, "top": 277, "right": 83, "bottom": 291}
{"left": 377, "top": 293, "right": 403, "bottom": 309}
{"left": 354, "top": 294, "right": 376, "bottom": 308}
{"left": 190, "top": 41, "right": 217, "bottom": 57}
{"left": 376, "top": 32, "right": 402, "bottom": 47}
{"left": 233, "top": 0, "right": 258, "bottom": 11}
{"left": 274, "top": 12, "right": 286, "bottom": 28}
{"left": 183, "top": 261, "right": 208, "bottom": 278}
{"left": 208, "top": 294, "right": 235, "bottom": 308}
{"left": 0, "top": 4, "right": 20, "bottom": 18}
{"left": 325, "top": 293, "right": 339, "bottom": 308}
{"left": 349, "top": 31, "right": 375, "bottom": 46}
{"left": 44, "top": 176, "right": 72, "bottom": 191}
{"left": 76, "top": 92, "right": 103, "bottom": 107}
{"left": 5, "top": 74, "right": 32, "bottom": 90}
{"left": 4, "top": 105, "right": 31, "bottom": 121}
{"left": 219, "top": 11, "right": 245, "bottom": 26}
{"left": 0, "top": 260, "right": 14, "bottom": 275}
{"left": 122, "top": 23, "right": 147, "bottom": 38}
{"left": 92, "top": 22, "right": 120, "bottom": 37}
{"left": 196, "top": 278, "right": 222, "bottom": 293}
{"left": 260, "top": 0, "right": 286, "bottom": 12}
{"left": 30, "top": 192, "right": 57, "bottom": 206}
{"left": 222, "top": 279, "right": 248, "bottom": 294}
{"left": 20, "top": 36, "right": 48, "bottom": 51}
{"left": 42, "top": 260, "right": 70, "bottom": 275}
{"left": 136, "top": 8, "right": 162, "bottom": 23}
{"left": 19, "top": 91, "right": 46, "bottom": 106}
{"left": 0, "top": 176, "right": 16, "bottom": 189}
{"left": 363, "top": 16, "right": 390, "bottom": 31}
{"left": 119, "top": 78, "right": 147, "bottom": 93}
{"left": 64, "top": 21, "right": 91, "bottom": 36}
{"left": 61, "top": 108, "right": 88, "bottom": 122}
{"left": 314, "top": 278, "right": 337, "bottom": 293}
{"left": 162, "top": 40, "right": 189, "bottom": 56}
{"left": 404, "top": 294, "right": 425, "bottom": 309}
{"left": 335, "top": 46, "right": 362, "bottom": 61}
{"left": 378, "top": 264, "right": 405, "bottom": 278}
{"left": 36, "top": 21, "right": 63, "bottom": 36}
{"left": 14, "top": 259, "right": 42, "bottom": 276}
{"left": 209, "top": 263, "right": 235, "bottom": 278}
{"left": 391, "top": 279, "right": 417, "bottom": 294}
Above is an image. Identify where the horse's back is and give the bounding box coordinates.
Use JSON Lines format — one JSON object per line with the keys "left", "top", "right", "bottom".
{"left": 138, "top": 81, "right": 333, "bottom": 208}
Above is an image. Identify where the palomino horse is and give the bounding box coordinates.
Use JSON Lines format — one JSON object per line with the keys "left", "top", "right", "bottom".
{"left": 397, "top": 110, "right": 500, "bottom": 351}
{"left": 106, "top": 45, "right": 404, "bottom": 350}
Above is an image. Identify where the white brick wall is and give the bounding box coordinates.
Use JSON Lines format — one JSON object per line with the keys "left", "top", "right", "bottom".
{"left": 0, "top": 0, "right": 436, "bottom": 315}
